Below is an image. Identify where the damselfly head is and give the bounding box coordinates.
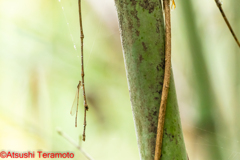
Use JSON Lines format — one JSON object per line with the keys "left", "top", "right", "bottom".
{"left": 77, "top": 81, "right": 81, "bottom": 88}
{"left": 70, "top": 81, "right": 82, "bottom": 116}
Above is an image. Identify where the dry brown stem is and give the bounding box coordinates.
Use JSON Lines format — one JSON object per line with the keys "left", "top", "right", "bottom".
{"left": 78, "top": 0, "right": 89, "bottom": 141}
{"left": 215, "top": 0, "right": 240, "bottom": 47}
{"left": 154, "top": 0, "right": 172, "bottom": 159}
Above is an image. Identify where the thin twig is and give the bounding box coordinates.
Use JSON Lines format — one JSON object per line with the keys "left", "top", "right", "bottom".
{"left": 154, "top": 0, "right": 172, "bottom": 159}
{"left": 214, "top": 0, "right": 240, "bottom": 47}
{"left": 78, "top": 0, "right": 89, "bottom": 141}
{"left": 57, "top": 129, "right": 94, "bottom": 160}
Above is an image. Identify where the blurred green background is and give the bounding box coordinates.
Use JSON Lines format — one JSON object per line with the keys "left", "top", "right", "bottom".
{"left": 0, "top": 0, "right": 239, "bottom": 159}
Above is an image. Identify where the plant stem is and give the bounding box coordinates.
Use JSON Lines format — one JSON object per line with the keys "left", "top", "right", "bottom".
{"left": 78, "top": 0, "right": 88, "bottom": 141}
{"left": 57, "top": 129, "right": 93, "bottom": 160}
{"left": 154, "top": 0, "right": 171, "bottom": 159}
{"left": 214, "top": 0, "right": 240, "bottom": 47}
{"left": 114, "top": 1, "right": 188, "bottom": 159}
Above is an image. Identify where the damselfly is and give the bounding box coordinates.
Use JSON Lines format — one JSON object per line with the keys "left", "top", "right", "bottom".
{"left": 70, "top": 81, "right": 82, "bottom": 127}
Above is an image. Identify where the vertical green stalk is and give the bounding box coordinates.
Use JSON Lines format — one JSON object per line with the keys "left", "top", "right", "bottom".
{"left": 114, "top": 1, "right": 187, "bottom": 159}
{"left": 230, "top": 0, "right": 240, "bottom": 153}
{"left": 179, "top": 0, "right": 223, "bottom": 159}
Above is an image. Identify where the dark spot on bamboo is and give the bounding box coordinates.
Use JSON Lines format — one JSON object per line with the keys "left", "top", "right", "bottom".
{"left": 146, "top": 111, "right": 158, "bottom": 157}
{"left": 156, "top": 64, "right": 160, "bottom": 71}
{"left": 156, "top": 25, "right": 160, "bottom": 33}
{"left": 130, "top": 0, "right": 137, "bottom": 5}
{"left": 139, "top": 0, "right": 156, "bottom": 14}
{"left": 139, "top": 54, "right": 143, "bottom": 63}
{"left": 136, "top": 30, "right": 140, "bottom": 36}
{"left": 164, "top": 128, "right": 177, "bottom": 142}
{"left": 175, "top": 138, "right": 178, "bottom": 144}
{"left": 142, "top": 42, "right": 147, "bottom": 51}
{"left": 153, "top": 111, "right": 157, "bottom": 116}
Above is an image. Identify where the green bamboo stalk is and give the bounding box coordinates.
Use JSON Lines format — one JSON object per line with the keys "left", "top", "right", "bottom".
{"left": 114, "top": 1, "right": 188, "bottom": 159}
{"left": 230, "top": 0, "right": 240, "bottom": 154}
{"left": 179, "top": 0, "right": 223, "bottom": 159}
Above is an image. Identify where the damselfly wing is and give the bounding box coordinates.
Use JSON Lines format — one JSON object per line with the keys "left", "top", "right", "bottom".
{"left": 70, "top": 81, "right": 82, "bottom": 127}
